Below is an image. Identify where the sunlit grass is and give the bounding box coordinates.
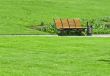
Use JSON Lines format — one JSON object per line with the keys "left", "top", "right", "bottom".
{"left": 0, "top": 36, "right": 110, "bottom": 76}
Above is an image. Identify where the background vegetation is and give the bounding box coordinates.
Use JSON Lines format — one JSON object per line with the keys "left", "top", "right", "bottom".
{"left": 0, "top": 0, "right": 110, "bottom": 34}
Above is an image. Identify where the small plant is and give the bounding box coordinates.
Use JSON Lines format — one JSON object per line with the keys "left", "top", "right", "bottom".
{"left": 40, "top": 21, "right": 45, "bottom": 26}
{"left": 46, "top": 23, "right": 57, "bottom": 34}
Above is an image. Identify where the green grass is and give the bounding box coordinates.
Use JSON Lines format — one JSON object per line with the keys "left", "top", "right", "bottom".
{"left": 0, "top": 36, "right": 110, "bottom": 76}
{"left": 0, "top": 0, "right": 110, "bottom": 34}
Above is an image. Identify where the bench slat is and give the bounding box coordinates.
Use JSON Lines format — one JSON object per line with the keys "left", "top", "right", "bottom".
{"left": 74, "top": 19, "right": 81, "bottom": 28}
{"left": 54, "top": 19, "right": 83, "bottom": 29}
{"left": 62, "top": 19, "right": 69, "bottom": 28}
{"left": 55, "top": 19, "right": 63, "bottom": 29}
{"left": 68, "top": 19, "right": 76, "bottom": 28}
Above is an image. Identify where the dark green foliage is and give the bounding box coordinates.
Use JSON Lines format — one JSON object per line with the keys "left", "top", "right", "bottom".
{"left": 81, "top": 17, "right": 110, "bottom": 34}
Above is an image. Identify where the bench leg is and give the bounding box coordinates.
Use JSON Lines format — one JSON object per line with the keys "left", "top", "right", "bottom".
{"left": 57, "top": 30, "right": 64, "bottom": 36}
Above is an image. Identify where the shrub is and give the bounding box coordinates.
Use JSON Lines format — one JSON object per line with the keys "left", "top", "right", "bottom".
{"left": 81, "top": 17, "right": 110, "bottom": 34}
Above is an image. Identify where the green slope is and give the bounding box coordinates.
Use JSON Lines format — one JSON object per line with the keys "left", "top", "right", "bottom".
{"left": 0, "top": 0, "right": 110, "bottom": 34}
{"left": 0, "top": 37, "right": 110, "bottom": 76}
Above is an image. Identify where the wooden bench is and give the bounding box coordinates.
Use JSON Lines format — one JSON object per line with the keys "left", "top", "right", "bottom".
{"left": 54, "top": 19, "right": 91, "bottom": 35}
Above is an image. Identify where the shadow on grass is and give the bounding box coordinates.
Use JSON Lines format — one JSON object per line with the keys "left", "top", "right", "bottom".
{"left": 98, "top": 59, "right": 110, "bottom": 64}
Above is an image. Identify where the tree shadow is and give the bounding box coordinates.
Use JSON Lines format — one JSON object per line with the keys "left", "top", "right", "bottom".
{"left": 98, "top": 59, "right": 110, "bottom": 64}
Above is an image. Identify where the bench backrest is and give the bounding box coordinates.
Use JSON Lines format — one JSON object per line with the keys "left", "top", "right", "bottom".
{"left": 54, "top": 19, "right": 81, "bottom": 29}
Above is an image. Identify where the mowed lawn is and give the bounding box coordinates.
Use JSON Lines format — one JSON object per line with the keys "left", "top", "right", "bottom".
{"left": 0, "top": 36, "right": 110, "bottom": 76}
{"left": 0, "top": 0, "right": 110, "bottom": 34}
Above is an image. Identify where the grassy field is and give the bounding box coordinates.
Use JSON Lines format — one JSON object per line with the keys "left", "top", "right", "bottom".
{"left": 0, "top": 0, "right": 110, "bottom": 34}
{"left": 0, "top": 36, "right": 110, "bottom": 76}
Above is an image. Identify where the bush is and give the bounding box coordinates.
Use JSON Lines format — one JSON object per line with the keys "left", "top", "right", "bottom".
{"left": 81, "top": 17, "right": 110, "bottom": 34}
